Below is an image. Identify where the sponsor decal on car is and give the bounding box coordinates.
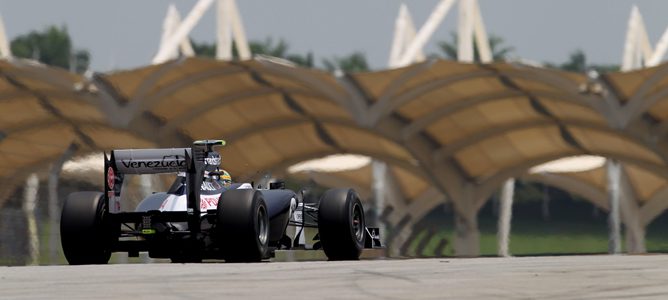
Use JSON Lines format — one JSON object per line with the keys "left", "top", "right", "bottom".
{"left": 107, "top": 190, "right": 122, "bottom": 213}
{"left": 158, "top": 194, "right": 221, "bottom": 212}
{"left": 107, "top": 167, "right": 115, "bottom": 189}
{"left": 204, "top": 155, "right": 221, "bottom": 166}
{"left": 201, "top": 181, "right": 220, "bottom": 191}
{"left": 200, "top": 195, "right": 219, "bottom": 210}
{"left": 120, "top": 155, "right": 186, "bottom": 171}
{"left": 142, "top": 216, "right": 155, "bottom": 234}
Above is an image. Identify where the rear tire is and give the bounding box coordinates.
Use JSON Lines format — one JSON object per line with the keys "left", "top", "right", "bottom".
{"left": 217, "top": 189, "right": 269, "bottom": 262}
{"left": 318, "top": 188, "right": 366, "bottom": 260}
{"left": 60, "top": 192, "right": 114, "bottom": 265}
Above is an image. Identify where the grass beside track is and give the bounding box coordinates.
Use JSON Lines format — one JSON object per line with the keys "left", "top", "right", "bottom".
{"left": 407, "top": 217, "right": 668, "bottom": 257}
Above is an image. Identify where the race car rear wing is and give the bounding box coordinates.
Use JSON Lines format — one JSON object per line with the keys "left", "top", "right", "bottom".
{"left": 103, "top": 140, "right": 224, "bottom": 234}
{"left": 111, "top": 148, "right": 192, "bottom": 174}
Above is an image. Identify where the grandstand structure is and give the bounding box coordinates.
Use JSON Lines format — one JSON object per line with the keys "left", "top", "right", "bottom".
{"left": 3, "top": 0, "right": 668, "bottom": 262}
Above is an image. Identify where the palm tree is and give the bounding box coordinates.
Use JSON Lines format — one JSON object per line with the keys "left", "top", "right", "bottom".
{"left": 248, "top": 37, "right": 288, "bottom": 57}
{"left": 191, "top": 37, "right": 314, "bottom": 68}
{"left": 558, "top": 49, "right": 587, "bottom": 72}
{"left": 191, "top": 40, "right": 215, "bottom": 58}
{"left": 436, "top": 32, "right": 514, "bottom": 62}
{"left": 546, "top": 50, "right": 619, "bottom": 73}
{"left": 248, "top": 38, "right": 314, "bottom": 68}
{"left": 322, "top": 51, "right": 369, "bottom": 72}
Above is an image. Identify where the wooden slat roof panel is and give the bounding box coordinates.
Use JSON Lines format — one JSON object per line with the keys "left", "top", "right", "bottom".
{"left": 568, "top": 127, "right": 664, "bottom": 165}
{"left": 455, "top": 126, "right": 575, "bottom": 179}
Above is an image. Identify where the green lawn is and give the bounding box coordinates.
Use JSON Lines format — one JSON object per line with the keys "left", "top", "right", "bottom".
{"left": 407, "top": 217, "right": 668, "bottom": 257}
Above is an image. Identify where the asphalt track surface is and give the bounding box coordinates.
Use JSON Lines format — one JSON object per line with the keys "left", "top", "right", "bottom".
{"left": 2, "top": 255, "right": 668, "bottom": 299}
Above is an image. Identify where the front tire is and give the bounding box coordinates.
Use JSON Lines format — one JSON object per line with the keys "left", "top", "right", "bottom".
{"left": 317, "top": 188, "right": 366, "bottom": 260}
{"left": 217, "top": 189, "right": 269, "bottom": 262}
{"left": 60, "top": 192, "right": 113, "bottom": 265}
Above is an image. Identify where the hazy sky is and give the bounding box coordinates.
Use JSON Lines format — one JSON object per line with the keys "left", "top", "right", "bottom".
{"left": 0, "top": 0, "right": 666, "bottom": 72}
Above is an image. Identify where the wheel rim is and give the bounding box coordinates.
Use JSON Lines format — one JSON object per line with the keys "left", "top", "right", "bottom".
{"left": 257, "top": 206, "right": 268, "bottom": 245}
{"left": 352, "top": 203, "right": 364, "bottom": 242}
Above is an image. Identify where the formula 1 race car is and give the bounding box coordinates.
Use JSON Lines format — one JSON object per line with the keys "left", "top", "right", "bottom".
{"left": 60, "top": 140, "right": 381, "bottom": 264}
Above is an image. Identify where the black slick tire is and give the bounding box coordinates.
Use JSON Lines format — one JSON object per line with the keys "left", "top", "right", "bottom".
{"left": 217, "top": 189, "right": 269, "bottom": 262}
{"left": 60, "top": 192, "right": 113, "bottom": 265}
{"left": 317, "top": 188, "right": 366, "bottom": 260}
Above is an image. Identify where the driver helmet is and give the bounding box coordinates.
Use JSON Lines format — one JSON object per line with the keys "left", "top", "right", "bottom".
{"left": 221, "top": 169, "right": 232, "bottom": 187}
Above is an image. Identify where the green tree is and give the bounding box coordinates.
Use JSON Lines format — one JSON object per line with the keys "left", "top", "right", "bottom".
{"left": 558, "top": 49, "right": 587, "bottom": 72}
{"left": 546, "top": 49, "right": 620, "bottom": 73}
{"left": 284, "top": 52, "right": 314, "bottom": 68}
{"left": 248, "top": 37, "right": 314, "bottom": 68}
{"left": 436, "top": 32, "right": 514, "bottom": 62}
{"left": 10, "top": 25, "right": 90, "bottom": 73}
{"left": 191, "top": 37, "right": 314, "bottom": 68}
{"left": 191, "top": 40, "right": 216, "bottom": 58}
{"left": 249, "top": 37, "right": 288, "bottom": 57}
{"left": 322, "top": 51, "right": 369, "bottom": 72}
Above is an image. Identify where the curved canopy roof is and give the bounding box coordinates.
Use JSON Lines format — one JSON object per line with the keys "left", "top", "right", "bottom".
{"left": 348, "top": 60, "right": 668, "bottom": 204}
{"left": 3, "top": 56, "right": 668, "bottom": 212}
{"left": 0, "top": 59, "right": 155, "bottom": 205}
{"left": 604, "top": 63, "right": 668, "bottom": 121}
{"left": 0, "top": 60, "right": 155, "bottom": 153}
{"left": 95, "top": 57, "right": 424, "bottom": 181}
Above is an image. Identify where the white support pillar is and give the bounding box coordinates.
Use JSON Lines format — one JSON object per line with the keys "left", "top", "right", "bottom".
{"left": 388, "top": 4, "right": 410, "bottom": 67}
{"left": 23, "top": 174, "right": 40, "bottom": 265}
{"left": 389, "top": 4, "right": 425, "bottom": 68}
{"left": 0, "top": 14, "right": 11, "bottom": 59}
{"left": 647, "top": 27, "right": 668, "bottom": 67}
{"left": 173, "top": 11, "right": 196, "bottom": 57}
{"left": 457, "top": 0, "right": 474, "bottom": 62}
{"left": 47, "top": 144, "right": 77, "bottom": 265}
{"left": 497, "top": 178, "right": 514, "bottom": 257}
{"left": 606, "top": 160, "right": 622, "bottom": 254}
{"left": 372, "top": 160, "right": 388, "bottom": 247}
{"left": 215, "top": 0, "right": 250, "bottom": 60}
{"left": 227, "top": 0, "right": 251, "bottom": 60}
{"left": 471, "top": 0, "right": 491, "bottom": 63}
{"left": 618, "top": 167, "right": 646, "bottom": 254}
{"left": 622, "top": 6, "right": 641, "bottom": 71}
{"left": 403, "top": 8, "right": 425, "bottom": 63}
{"left": 620, "top": 6, "right": 668, "bottom": 69}
{"left": 158, "top": 4, "right": 196, "bottom": 62}
{"left": 633, "top": 10, "right": 653, "bottom": 63}
{"left": 216, "top": 0, "right": 232, "bottom": 60}
{"left": 396, "top": 0, "right": 456, "bottom": 67}
{"left": 158, "top": 5, "right": 177, "bottom": 53}
{"left": 393, "top": 0, "right": 490, "bottom": 67}
{"left": 153, "top": 0, "right": 215, "bottom": 64}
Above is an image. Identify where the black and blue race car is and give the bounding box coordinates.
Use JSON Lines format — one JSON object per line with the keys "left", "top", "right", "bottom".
{"left": 60, "top": 140, "right": 381, "bottom": 264}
